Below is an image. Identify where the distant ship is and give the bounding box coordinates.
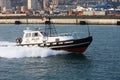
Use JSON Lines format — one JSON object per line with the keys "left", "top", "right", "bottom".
{"left": 16, "top": 18, "right": 93, "bottom": 54}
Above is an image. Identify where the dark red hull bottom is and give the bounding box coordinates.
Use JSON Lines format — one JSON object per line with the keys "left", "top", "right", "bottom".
{"left": 53, "top": 47, "right": 87, "bottom": 53}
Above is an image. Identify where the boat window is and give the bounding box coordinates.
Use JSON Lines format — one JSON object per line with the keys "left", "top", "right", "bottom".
{"left": 41, "top": 32, "right": 47, "bottom": 36}
{"left": 25, "top": 33, "right": 31, "bottom": 38}
{"left": 32, "top": 33, "right": 39, "bottom": 37}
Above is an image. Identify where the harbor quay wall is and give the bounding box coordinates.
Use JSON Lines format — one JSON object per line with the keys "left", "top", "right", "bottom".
{"left": 52, "top": 19, "right": 119, "bottom": 25}
{"left": 0, "top": 18, "right": 120, "bottom": 25}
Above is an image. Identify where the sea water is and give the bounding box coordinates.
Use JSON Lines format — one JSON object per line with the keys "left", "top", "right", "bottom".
{"left": 0, "top": 24, "right": 120, "bottom": 80}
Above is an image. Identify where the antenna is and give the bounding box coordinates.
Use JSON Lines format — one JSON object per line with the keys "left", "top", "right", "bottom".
{"left": 87, "top": 23, "right": 90, "bottom": 36}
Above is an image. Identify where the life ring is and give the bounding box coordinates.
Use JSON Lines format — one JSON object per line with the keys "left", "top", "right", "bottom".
{"left": 16, "top": 38, "right": 22, "bottom": 44}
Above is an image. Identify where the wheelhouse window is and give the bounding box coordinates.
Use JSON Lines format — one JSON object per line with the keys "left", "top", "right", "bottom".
{"left": 25, "top": 33, "right": 31, "bottom": 38}
{"left": 32, "top": 33, "right": 39, "bottom": 37}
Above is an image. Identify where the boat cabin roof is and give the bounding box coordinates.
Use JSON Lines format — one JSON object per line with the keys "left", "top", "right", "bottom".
{"left": 23, "top": 28, "right": 48, "bottom": 38}
{"left": 23, "top": 28, "right": 44, "bottom": 33}
{"left": 24, "top": 30, "right": 39, "bottom": 33}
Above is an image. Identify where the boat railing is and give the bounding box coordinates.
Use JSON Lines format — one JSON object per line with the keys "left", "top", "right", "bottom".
{"left": 58, "top": 32, "right": 81, "bottom": 39}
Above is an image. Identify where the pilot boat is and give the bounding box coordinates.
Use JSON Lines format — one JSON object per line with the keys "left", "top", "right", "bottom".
{"left": 16, "top": 18, "right": 92, "bottom": 54}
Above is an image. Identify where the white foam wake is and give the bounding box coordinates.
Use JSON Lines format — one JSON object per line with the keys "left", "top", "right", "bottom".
{"left": 0, "top": 41, "right": 16, "bottom": 47}
{"left": 0, "top": 41, "right": 67, "bottom": 58}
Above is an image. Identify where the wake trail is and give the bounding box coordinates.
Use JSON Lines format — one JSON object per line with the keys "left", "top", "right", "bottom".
{"left": 0, "top": 41, "right": 67, "bottom": 58}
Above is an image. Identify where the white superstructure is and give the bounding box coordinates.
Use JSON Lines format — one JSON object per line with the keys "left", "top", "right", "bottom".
{"left": 21, "top": 28, "right": 74, "bottom": 45}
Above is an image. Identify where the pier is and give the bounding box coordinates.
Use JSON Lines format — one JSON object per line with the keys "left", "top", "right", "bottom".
{"left": 0, "top": 16, "right": 120, "bottom": 25}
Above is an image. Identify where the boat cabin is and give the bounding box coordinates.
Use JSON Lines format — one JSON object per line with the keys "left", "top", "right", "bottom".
{"left": 21, "top": 29, "right": 44, "bottom": 44}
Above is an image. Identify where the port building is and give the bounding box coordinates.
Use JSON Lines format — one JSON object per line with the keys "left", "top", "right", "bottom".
{"left": 28, "top": 0, "right": 38, "bottom": 10}
{"left": 0, "top": 0, "right": 11, "bottom": 12}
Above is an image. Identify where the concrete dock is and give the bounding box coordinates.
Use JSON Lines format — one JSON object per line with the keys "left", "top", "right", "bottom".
{"left": 0, "top": 16, "right": 120, "bottom": 25}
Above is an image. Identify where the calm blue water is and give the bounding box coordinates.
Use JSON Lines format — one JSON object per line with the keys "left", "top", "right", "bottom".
{"left": 0, "top": 24, "right": 120, "bottom": 80}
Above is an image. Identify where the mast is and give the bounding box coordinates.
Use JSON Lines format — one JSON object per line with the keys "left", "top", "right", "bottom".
{"left": 45, "top": 17, "right": 58, "bottom": 37}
